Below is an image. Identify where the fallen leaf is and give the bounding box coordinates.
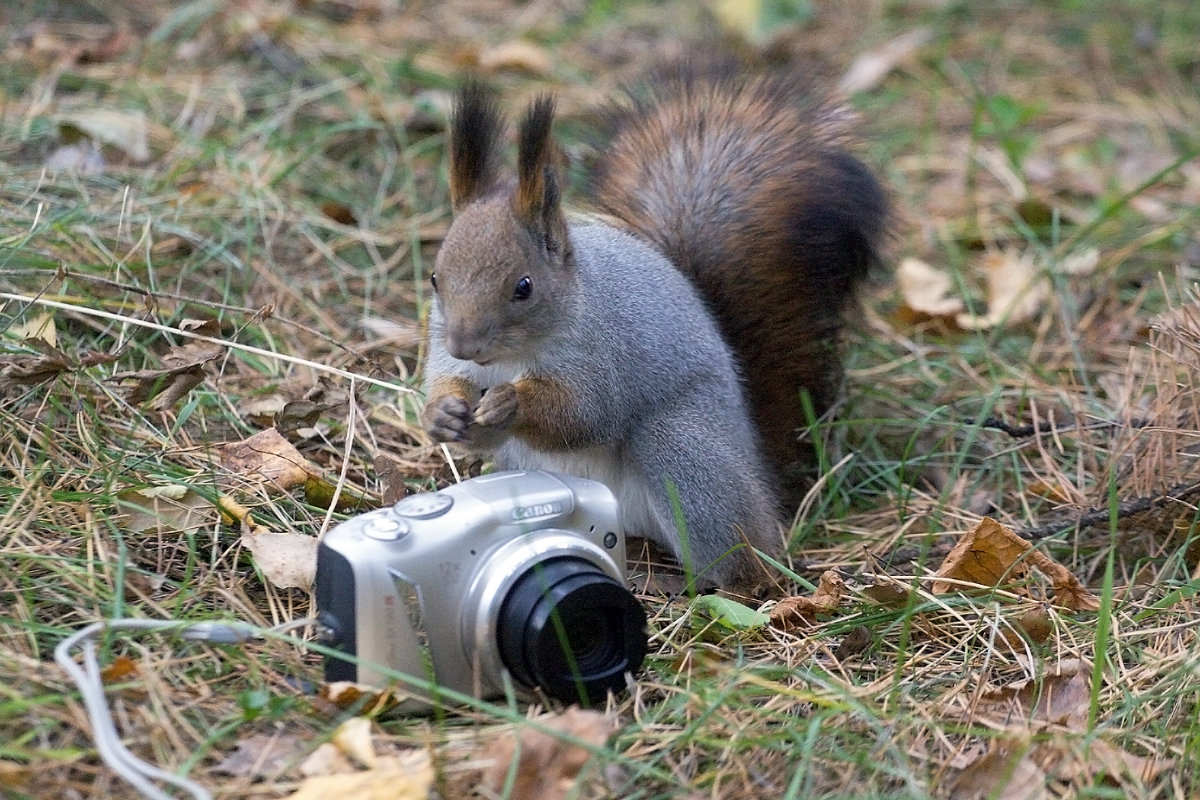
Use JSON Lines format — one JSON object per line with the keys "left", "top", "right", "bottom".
{"left": 1085, "top": 739, "right": 1170, "bottom": 784}
{"left": 1022, "top": 549, "right": 1102, "bottom": 611}
{"left": 5, "top": 312, "right": 56, "bottom": 346}
{"left": 320, "top": 201, "right": 358, "bottom": 226}
{"left": 117, "top": 484, "right": 218, "bottom": 535}
{"left": 0, "top": 340, "right": 75, "bottom": 387}
{"left": 212, "top": 732, "right": 307, "bottom": 778}
{"left": 220, "top": 428, "right": 315, "bottom": 491}
{"left": 1025, "top": 480, "right": 1073, "bottom": 504}
{"left": 770, "top": 570, "right": 846, "bottom": 631}
{"left": 320, "top": 682, "right": 400, "bottom": 715}
{"left": 241, "top": 530, "right": 319, "bottom": 591}
{"left": 111, "top": 339, "right": 225, "bottom": 409}
{"left": 949, "top": 738, "right": 1047, "bottom": 800}
{"left": 481, "top": 708, "right": 615, "bottom": 800}
{"left": 0, "top": 760, "right": 32, "bottom": 792}
{"left": 692, "top": 594, "right": 769, "bottom": 632}
{"left": 287, "top": 750, "right": 433, "bottom": 800}
{"left": 100, "top": 655, "right": 139, "bottom": 683}
{"left": 838, "top": 28, "right": 933, "bottom": 94}
{"left": 974, "top": 659, "right": 1092, "bottom": 730}
{"left": 58, "top": 109, "right": 151, "bottom": 162}
{"left": 932, "top": 517, "right": 1034, "bottom": 595}
{"left": 861, "top": 581, "right": 913, "bottom": 607}
{"left": 896, "top": 257, "right": 965, "bottom": 317}
{"left": 833, "top": 625, "right": 872, "bottom": 659}
{"left": 332, "top": 717, "right": 376, "bottom": 769}
{"left": 476, "top": 40, "right": 551, "bottom": 75}
{"left": 956, "top": 250, "right": 1047, "bottom": 330}
{"left": 299, "top": 742, "right": 355, "bottom": 778}
{"left": 933, "top": 518, "right": 1100, "bottom": 610}
{"left": 1001, "top": 605, "right": 1054, "bottom": 646}
{"left": 45, "top": 141, "right": 107, "bottom": 174}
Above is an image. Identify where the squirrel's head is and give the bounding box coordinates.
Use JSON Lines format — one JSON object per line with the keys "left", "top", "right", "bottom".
{"left": 431, "top": 83, "right": 572, "bottom": 365}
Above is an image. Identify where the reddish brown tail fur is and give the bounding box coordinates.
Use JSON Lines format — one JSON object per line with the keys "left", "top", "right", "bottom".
{"left": 587, "top": 65, "right": 888, "bottom": 510}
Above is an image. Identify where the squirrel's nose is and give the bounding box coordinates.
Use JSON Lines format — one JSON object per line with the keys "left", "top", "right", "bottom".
{"left": 445, "top": 325, "right": 487, "bottom": 363}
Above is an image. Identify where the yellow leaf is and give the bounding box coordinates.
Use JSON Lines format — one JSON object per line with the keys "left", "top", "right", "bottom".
{"left": 956, "top": 250, "right": 1046, "bottom": 330}
{"left": 5, "top": 312, "right": 57, "bottom": 346}
{"left": 477, "top": 41, "right": 551, "bottom": 76}
{"left": 241, "top": 530, "right": 318, "bottom": 591}
{"left": 896, "top": 257, "right": 965, "bottom": 317}
{"left": 287, "top": 750, "right": 433, "bottom": 800}
{"left": 58, "top": 109, "right": 150, "bottom": 162}
{"left": 332, "top": 717, "right": 376, "bottom": 769}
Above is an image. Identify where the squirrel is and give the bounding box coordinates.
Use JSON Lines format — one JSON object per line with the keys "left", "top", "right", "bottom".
{"left": 420, "top": 66, "right": 887, "bottom": 592}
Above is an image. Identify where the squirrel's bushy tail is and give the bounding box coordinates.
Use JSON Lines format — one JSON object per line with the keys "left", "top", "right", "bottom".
{"left": 587, "top": 65, "right": 888, "bottom": 509}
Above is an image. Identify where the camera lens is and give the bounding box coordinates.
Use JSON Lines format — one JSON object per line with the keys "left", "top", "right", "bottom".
{"left": 497, "top": 557, "right": 647, "bottom": 705}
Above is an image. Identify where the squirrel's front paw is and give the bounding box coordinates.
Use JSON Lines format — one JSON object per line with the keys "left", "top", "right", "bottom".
{"left": 422, "top": 394, "right": 473, "bottom": 442}
{"left": 474, "top": 382, "right": 518, "bottom": 430}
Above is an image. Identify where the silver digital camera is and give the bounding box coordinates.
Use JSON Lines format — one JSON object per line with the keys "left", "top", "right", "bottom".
{"left": 315, "top": 470, "right": 647, "bottom": 710}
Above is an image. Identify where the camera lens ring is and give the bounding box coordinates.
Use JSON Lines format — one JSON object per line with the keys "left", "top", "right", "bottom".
{"left": 496, "top": 557, "right": 647, "bottom": 705}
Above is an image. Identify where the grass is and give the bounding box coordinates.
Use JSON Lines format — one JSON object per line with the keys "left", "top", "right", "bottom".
{"left": 3, "top": 0, "right": 1200, "bottom": 798}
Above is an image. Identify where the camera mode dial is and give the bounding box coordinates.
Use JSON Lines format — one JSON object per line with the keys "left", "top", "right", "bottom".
{"left": 392, "top": 492, "right": 454, "bottom": 519}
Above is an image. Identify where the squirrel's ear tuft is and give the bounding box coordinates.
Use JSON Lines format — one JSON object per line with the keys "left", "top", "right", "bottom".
{"left": 515, "top": 95, "right": 568, "bottom": 257}
{"left": 449, "top": 81, "right": 505, "bottom": 212}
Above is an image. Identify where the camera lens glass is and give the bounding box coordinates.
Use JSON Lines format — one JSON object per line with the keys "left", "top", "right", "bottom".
{"left": 497, "top": 557, "right": 647, "bottom": 705}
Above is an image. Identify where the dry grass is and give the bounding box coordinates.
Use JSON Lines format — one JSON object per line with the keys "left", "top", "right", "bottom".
{"left": 3, "top": 1, "right": 1200, "bottom": 798}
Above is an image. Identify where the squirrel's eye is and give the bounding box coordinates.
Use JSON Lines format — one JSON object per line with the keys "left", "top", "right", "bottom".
{"left": 513, "top": 276, "right": 533, "bottom": 301}
{"left": 430, "top": 273, "right": 438, "bottom": 292}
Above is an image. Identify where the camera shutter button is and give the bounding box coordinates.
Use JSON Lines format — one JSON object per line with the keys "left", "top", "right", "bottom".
{"left": 392, "top": 493, "right": 454, "bottom": 519}
{"left": 362, "top": 515, "right": 410, "bottom": 541}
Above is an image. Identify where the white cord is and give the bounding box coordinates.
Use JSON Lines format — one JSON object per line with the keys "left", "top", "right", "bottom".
{"left": 55, "top": 618, "right": 314, "bottom": 800}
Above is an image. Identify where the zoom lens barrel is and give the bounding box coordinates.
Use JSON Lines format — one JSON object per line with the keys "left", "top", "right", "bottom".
{"left": 497, "top": 557, "right": 647, "bottom": 705}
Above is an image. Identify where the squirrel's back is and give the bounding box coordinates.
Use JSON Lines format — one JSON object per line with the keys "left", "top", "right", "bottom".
{"left": 588, "top": 67, "right": 888, "bottom": 509}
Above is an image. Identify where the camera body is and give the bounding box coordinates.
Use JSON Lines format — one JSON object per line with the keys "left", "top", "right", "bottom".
{"left": 315, "top": 470, "right": 647, "bottom": 711}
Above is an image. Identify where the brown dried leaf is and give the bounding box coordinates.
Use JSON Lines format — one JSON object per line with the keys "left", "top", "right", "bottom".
{"left": 975, "top": 659, "right": 1092, "bottom": 730}
{"left": 934, "top": 518, "right": 1100, "bottom": 610}
{"left": 0, "top": 341, "right": 74, "bottom": 387}
{"left": 0, "top": 760, "right": 32, "bottom": 792}
{"left": 1023, "top": 549, "right": 1102, "bottom": 611}
{"left": 100, "top": 655, "right": 139, "bottom": 683}
{"left": 1085, "top": 739, "right": 1171, "bottom": 783}
{"left": 220, "top": 428, "right": 315, "bottom": 491}
{"left": 932, "top": 517, "right": 1033, "bottom": 594}
{"left": 320, "top": 682, "right": 400, "bottom": 715}
{"left": 481, "top": 708, "right": 615, "bottom": 800}
{"left": 212, "top": 733, "right": 307, "bottom": 779}
{"left": 861, "top": 581, "right": 913, "bottom": 607}
{"left": 770, "top": 570, "right": 845, "bottom": 632}
{"left": 833, "top": 625, "right": 872, "bottom": 659}
{"left": 949, "top": 739, "right": 1047, "bottom": 800}
{"left": 111, "top": 339, "right": 224, "bottom": 408}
